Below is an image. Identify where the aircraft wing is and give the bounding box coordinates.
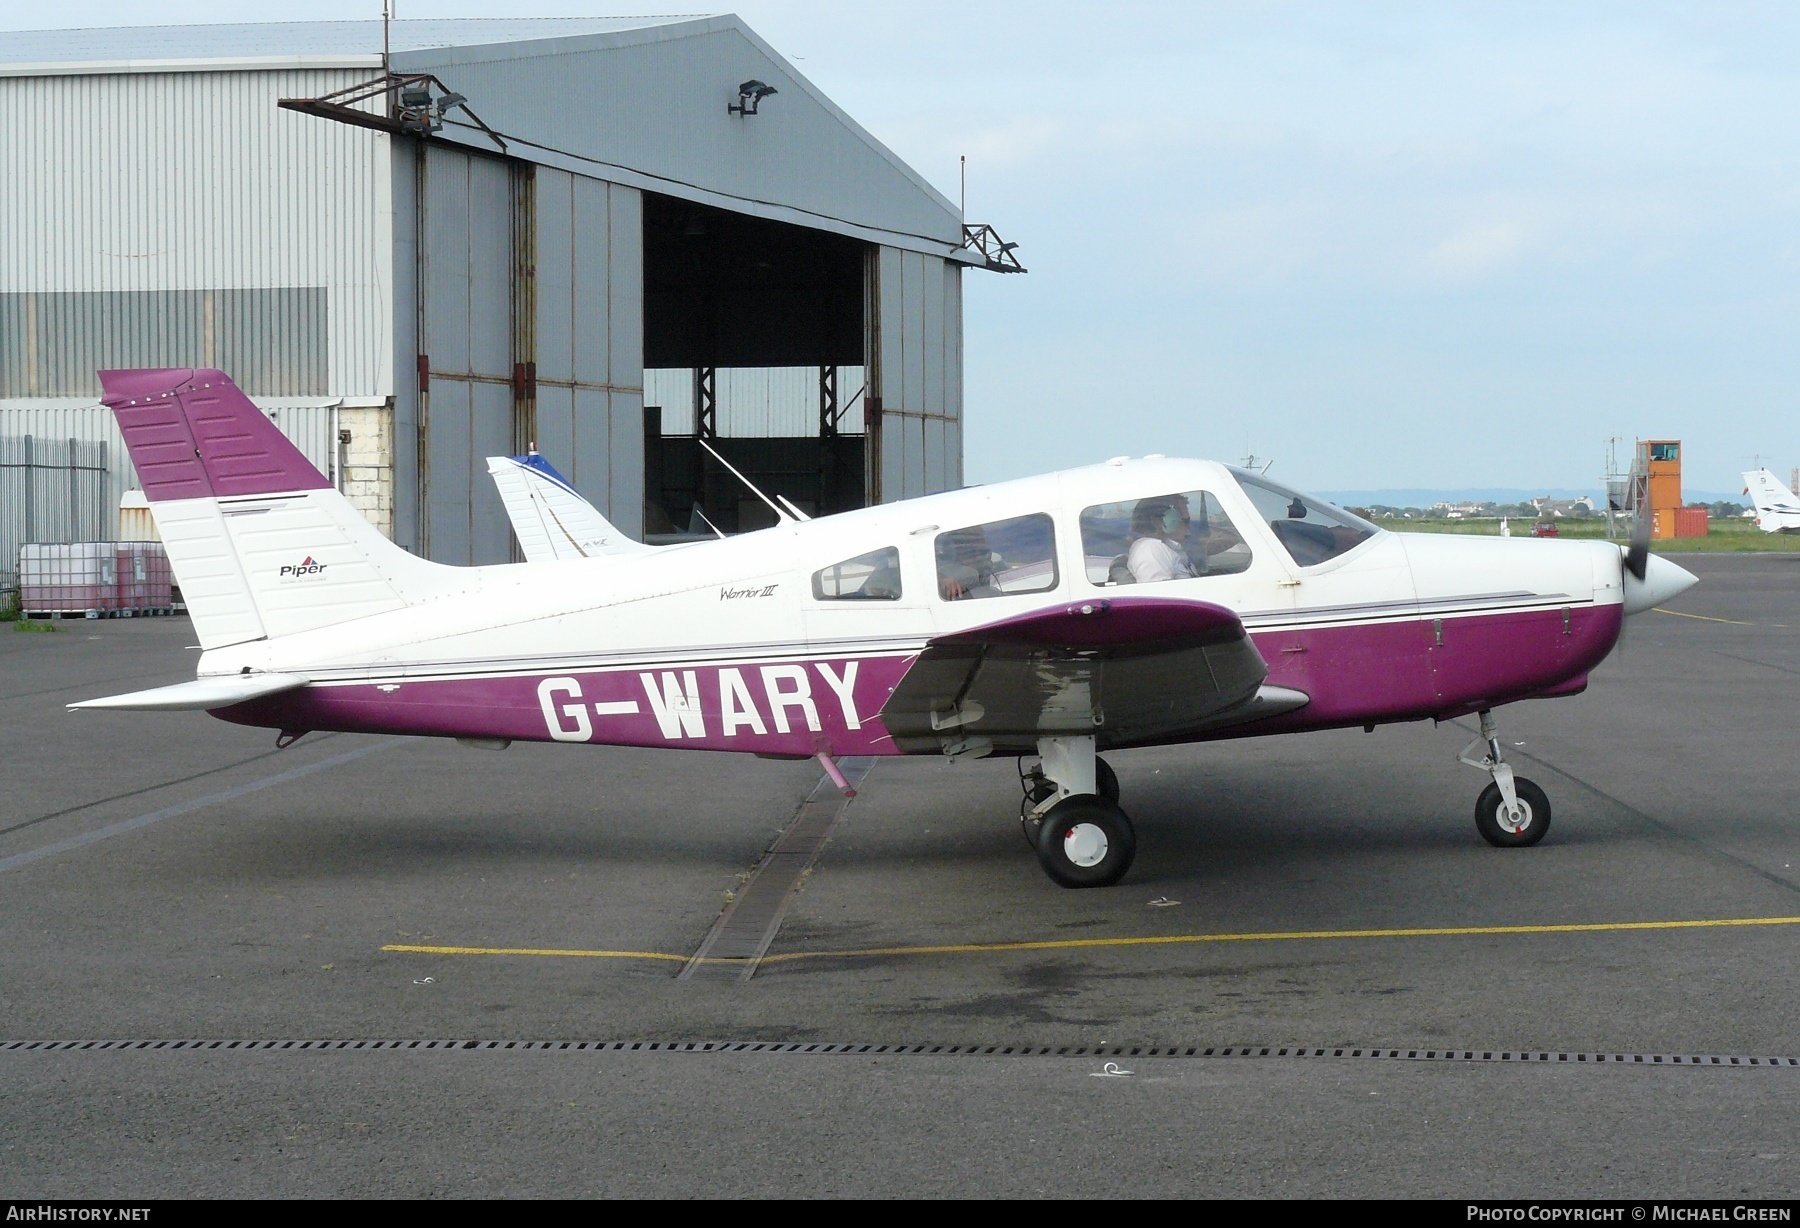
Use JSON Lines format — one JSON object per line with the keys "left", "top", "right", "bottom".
{"left": 487, "top": 454, "right": 654, "bottom": 562}
{"left": 879, "top": 596, "right": 1306, "bottom": 754}
{"left": 70, "top": 673, "right": 310, "bottom": 712}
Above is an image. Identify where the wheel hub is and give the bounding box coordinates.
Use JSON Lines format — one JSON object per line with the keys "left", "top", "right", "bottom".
{"left": 1062, "top": 822, "right": 1109, "bottom": 868}
{"left": 1497, "top": 799, "right": 1532, "bottom": 834}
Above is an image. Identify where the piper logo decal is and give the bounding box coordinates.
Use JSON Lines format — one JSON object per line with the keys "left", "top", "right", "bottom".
{"left": 279, "top": 556, "right": 328, "bottom": 582}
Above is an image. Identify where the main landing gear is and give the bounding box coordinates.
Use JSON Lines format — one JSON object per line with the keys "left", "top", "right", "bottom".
{"left": 1459, "top": 709, "right": 1551, "bottom": 847}
{"left": 1019, "top": 736, "right": 1134, "bottom": 888}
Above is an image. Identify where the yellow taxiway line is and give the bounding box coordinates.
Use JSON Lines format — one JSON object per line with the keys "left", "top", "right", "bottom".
{"left": 382, "top": 915, "right": 1800, "bottom": 967}
{"left": 1654, "top": 607, "right": 1787, "bottom": 628}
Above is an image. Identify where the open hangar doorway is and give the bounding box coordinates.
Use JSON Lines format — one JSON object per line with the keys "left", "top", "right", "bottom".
{"left": 641, "top": 193, "right": 869, "bottom": 537}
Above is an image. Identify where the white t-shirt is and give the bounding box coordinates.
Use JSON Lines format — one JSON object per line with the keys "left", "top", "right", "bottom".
{"left": 1127, "top": 536, "right": 1196, "bottom": 583}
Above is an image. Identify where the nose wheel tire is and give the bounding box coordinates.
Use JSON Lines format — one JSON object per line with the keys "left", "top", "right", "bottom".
{"left": 1035, "top": 794, "right": 1136, "bottom": 888}
{"left": 1474, "top": 777, "right": 1551, "bottom": 847}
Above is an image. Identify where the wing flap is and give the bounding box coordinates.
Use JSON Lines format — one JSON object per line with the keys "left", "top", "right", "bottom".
{"left": 69, "top": 673, "right": 310, "bottom": 712}
{"left": 881, "top": 597, "right": 1300, "bottom": 753}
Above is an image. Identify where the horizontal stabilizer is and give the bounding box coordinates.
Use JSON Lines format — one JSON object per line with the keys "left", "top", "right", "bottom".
{"left": 70, "top": 673, "right": 310, "bottom": 712}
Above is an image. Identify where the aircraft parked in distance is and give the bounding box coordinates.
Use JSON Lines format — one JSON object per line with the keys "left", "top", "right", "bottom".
{"left": 487, "top": 452, "right": 653, "bottom": 561}
{"left": 1742, "top": 468, "right": 1800, "bottom": 534}
{"left": 75, "top": 369, "right": 1697, "bottom": 888}
{"left": 489, "top": 443, "right": 798, "bottom": 564}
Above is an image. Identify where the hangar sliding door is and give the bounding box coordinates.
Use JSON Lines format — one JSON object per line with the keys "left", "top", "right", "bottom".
{"left": 529, "top": 168, "right": 645, "bottom": 540}
{"left": 867, "top": 245, "right": 962, "bottom": 504}
{"left": 398, "top": 148, "right": 646, "bottom": 562}
{"left": 413, "top": 144, "right": 518, "bottom": 566}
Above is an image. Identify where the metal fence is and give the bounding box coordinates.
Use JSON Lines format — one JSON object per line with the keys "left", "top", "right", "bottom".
{"left": 1, "top": 435, "right": 110, "bottom": 599}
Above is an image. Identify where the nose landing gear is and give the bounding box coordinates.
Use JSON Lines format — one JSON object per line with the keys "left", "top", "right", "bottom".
{"left": 1020, "top": 736, "right": 1134, "bottom": 887}
{"left": 1459, "top": 709, "right": 1551, "bottom": 847}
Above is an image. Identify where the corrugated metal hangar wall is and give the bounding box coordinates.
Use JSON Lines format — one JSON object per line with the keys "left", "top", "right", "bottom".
{"left": 0, "top": 17, "right": 995, "bottom": 578}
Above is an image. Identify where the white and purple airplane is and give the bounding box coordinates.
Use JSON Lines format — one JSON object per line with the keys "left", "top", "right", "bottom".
{"left": 74, "top": 368, "right": 1697, "bottom": 888}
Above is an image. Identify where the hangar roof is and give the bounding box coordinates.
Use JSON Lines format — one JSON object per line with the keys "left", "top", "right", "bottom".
{"left": 0, "top": 19, "right": 679, "bottom": 68}
{"left": 0, "top": 17, "right": 966, "bottom": 255}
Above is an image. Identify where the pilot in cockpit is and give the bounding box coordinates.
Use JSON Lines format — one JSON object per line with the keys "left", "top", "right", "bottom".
{"left": 1126, "top": 495, "right": 1199, "bottom": 583}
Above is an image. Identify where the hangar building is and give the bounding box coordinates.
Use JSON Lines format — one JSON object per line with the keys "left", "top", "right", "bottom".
{"left": 0, "top": 18, "right": 1018, "bottom": 570}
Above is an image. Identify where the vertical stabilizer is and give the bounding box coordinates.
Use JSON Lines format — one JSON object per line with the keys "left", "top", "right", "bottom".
{"left": 101, "top": 368, "right": 469, "bottom": 649}
{"left": 486, "top": 453, "right": 653, "bottom": 562}
{"left": 1742, "top": 468, "right": 1800, "bottom": 533}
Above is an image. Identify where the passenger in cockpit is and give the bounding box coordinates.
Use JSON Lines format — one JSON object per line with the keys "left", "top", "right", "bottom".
{"left": 1126, "top": 495, "right": 1199, "bottom": 583}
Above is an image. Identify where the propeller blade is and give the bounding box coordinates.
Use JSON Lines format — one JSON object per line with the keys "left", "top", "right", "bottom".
{"left": 1625, "top": 510, "right": 1650, "bottom": 581}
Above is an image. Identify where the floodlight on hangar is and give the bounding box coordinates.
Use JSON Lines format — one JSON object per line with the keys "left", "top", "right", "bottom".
{"left": 729, "top": 79, "right": 778, "bottom": 116}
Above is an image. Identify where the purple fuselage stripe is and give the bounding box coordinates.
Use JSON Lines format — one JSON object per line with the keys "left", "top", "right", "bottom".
{"left": 214, "top": 604, "right": 1623, "bottom": 753}
{"left": 218, "top": 656, "right": 918, "bottom": 756}
{"left": 1233, "top": 601, "right": 1622, "bottom": 737}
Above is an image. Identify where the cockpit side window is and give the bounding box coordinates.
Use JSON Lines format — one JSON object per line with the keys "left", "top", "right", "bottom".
{"left": 935, "top": 513, "right": 1058, "bottom": 600}
{"left": 1079, "top": 490, "right": 1253, "bottom": 586}
{"left": 812, "top": 546, "right": 902, "bottom": 600}
{"left": 1233, "top": 471, "right": 1378, "bottom": 567}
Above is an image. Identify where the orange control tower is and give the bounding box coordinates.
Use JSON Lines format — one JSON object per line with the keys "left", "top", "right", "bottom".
{"left": 1632, "top": 440, "right": 1683, "bottom": 540}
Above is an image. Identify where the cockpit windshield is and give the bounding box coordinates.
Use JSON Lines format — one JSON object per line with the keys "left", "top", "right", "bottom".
{"left": 1231, "top": 470, "right": 1379, "bottom": 567}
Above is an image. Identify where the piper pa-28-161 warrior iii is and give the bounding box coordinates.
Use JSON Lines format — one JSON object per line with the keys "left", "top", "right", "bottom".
{"left": 1743, "top": 468, "right": 1800, "bottom": 534}
{"left": 74, "top": 369, "right": 1697, "bottom": 888}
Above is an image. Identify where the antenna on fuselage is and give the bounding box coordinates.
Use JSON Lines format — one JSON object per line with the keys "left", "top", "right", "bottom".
{"left": 696, "top": 438, "right": 807, "bottom": 523}
{"left": 775, "top": 494, "right": 812, "bottom": 522}
{"left": 688, "top": 503, "right": 725, "bottom": 540}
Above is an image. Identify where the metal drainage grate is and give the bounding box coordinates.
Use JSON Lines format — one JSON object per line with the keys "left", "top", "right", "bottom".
{"left": 2, "top": 1040, "right": 1796, "bottom": 1066}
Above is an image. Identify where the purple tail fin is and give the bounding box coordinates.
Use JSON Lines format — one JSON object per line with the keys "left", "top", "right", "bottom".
{"left": 99, "top": 368, "right": 332, "bottom": 502}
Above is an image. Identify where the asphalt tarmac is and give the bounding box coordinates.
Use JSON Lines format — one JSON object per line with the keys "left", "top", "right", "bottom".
{"left": 2, "top": 551, "right": 1796, "bottom": 1198}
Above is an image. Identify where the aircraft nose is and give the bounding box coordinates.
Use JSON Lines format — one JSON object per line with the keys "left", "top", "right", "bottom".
{"left": 1622, "top": 551, "right": 1698, "bottom": 615}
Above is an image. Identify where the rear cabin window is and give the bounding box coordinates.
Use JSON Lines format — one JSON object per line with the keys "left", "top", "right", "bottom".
{"left": 1233, "top": 471, "right": 1378, "bottom": 568}
{"left": 935, "top": 513, "right": 1058, "bottom": 600}
{"left": 1080, "top": 490, "right": 1253, "bottom": 586}
{"left": 812, "top": 546, "right": 902, "bottom": 600}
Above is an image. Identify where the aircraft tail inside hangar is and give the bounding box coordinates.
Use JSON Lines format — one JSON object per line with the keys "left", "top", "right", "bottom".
{"left": 0, "top": 15, "right": 1022, "bottom": 568}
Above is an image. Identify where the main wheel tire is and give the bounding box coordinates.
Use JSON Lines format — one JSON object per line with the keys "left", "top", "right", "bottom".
{"left": 1095, "top": 756, "right": 1120, "bottom": 804}
{"left": 1474, "top": 777, "right": 1551, "bottom": 847}
{"left": 1035, "top": 794, "right": 1136, "bottom": 888}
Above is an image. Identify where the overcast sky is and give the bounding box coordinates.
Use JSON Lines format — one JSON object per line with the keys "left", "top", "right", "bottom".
{"left": 8, "top": 2, "right": 1796, "bottom": 496}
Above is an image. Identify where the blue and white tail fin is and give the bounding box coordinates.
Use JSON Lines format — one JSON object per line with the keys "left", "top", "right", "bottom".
{"left": 100, "top": 368, "right": 470, "bottom": 650}
{"left": 1742, "top": 468, "right": 1800, "bottom": 534}
{"left": 486, "top": 452, "right": 653, "bottom": 563}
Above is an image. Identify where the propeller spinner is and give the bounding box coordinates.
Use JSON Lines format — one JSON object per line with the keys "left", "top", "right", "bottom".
{"left": 1620, "top": 512, "right": 1698, "bottom": 615}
